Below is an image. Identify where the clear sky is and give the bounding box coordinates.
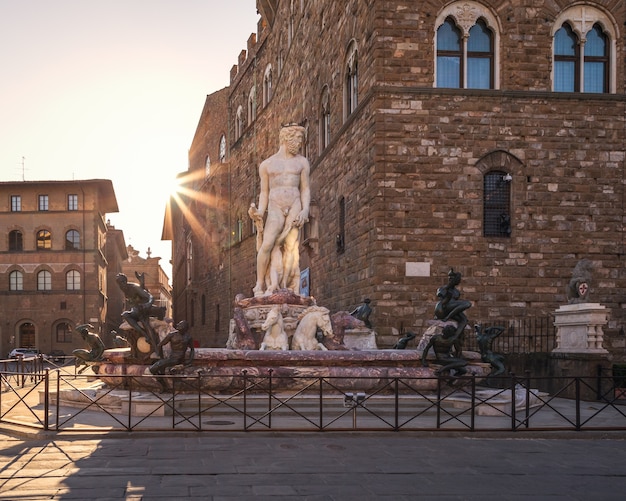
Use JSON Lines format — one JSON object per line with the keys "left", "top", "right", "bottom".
{"left": 0, "top": 0, "right": 259, "bottom": 280}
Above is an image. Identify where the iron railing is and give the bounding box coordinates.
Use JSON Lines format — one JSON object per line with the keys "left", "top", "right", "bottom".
{"left": 2, "top": 367, "right": 626, "bottom": 433}
{"left": 464, "top": 316, "right": 556, "bottom": 354}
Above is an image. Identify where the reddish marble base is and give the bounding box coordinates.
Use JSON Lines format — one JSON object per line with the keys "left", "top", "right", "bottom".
{"left": 96, "top": 348, "right": 490, "bottom": 393}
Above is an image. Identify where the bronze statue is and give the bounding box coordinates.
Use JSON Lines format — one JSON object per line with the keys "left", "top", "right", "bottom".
{"left": 149, "top": 320, "right": 194, "bottom": 390}
{"left": 72, "top": 323, "right": 105, "bottom": 373}
{"left": 350, "top": 298, "right": 373, "bottom": 328}
{"left": 393, "top": 331, "right": 416, "bottom": 349}
{"left": 474, "top": 324, "right": 506, "bottom": 381}
{"left": 421, "top": 325, "right": 467, "bottom": 376}
{"left": 434, "top": 268, "right": 472, "bottom": 355}
{"left": 116, "top": 272, "right": 161, "bottom": 356}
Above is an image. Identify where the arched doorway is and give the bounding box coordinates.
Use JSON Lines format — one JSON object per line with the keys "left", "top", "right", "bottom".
{"left": 19, "top": 322, "right": 36, "bottom": 348}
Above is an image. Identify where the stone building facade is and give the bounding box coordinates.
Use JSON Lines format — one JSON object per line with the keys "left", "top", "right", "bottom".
{"left": 0, "top": 179, "right": 120, "bottom": 357}
{"left": 167, "top": 1, "right": 626, "bottom": 355}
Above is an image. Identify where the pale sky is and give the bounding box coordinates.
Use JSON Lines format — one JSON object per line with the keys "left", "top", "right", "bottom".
{"left": 0, "top": 0, "right": 259, "bottom": 280}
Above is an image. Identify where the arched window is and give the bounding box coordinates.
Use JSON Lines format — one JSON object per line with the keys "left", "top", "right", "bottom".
{"left": 219, "top": 134, "right": 227, "bottom": 162}
{"left": 436, "top": 18, "right": 462, "bottom": 88}
{"left": 263, "top": 64, "right": 273, "bottom": 106}
{"left": 554, "top": 23, "right": 579, "bottom": 92}
{"left": 37, "top": 270, "right": 52, "bottom": 291}
{"left": 319, "top": 85, "right": 331, "bottom": 152}
{"left": 65, "top": 229, "right": 80, "bottom": 250}
{"left": 484, "top": 171, "right": 512, "bottom": 237}
{"left": 66, "top": 270, "right": 81, "bottom": 290}
{"left": 247, "top": 86, "right": 256, "bottom": 123}
{"left": 552, "top": 6, "right": 615, "bottom": 93}
{"left": 235, "top": 105, "right": 244, "bottom": 140}
{"left": 56, "top": 322, "right": 72, "bottom": 343}
{"left": 9, "top": 270, "right": 23, "bottom": 291}
{"left": 9, "top": 230, "right": 23, "bottom": 251}
{"left": 435, "top": 2, "right": 499, "bottom": 89}
{"left": 344, "top": 40, "right": 358, "bottom": 120}
{"left": 467, "top": 20, "right": 494, "bottom": 89}
{"left": 36, "top": 229, "right": 51, "bottom": 250}
{"left": 205, "top": 154, "right": 211, "bottom": 178}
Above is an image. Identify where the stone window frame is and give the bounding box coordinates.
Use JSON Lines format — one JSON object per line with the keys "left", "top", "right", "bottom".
{"left": 10, "top": 195, "right": 21, "bottom": 212}
{"left": 235, "top": 105, "right": 244, "bottom": 140}
{"left": 55, "top": 322, "right": 73, "bottom": 343}
{"left": 263, "top": 64, "right": 273, "bottom": 107}
{"left": 476, "top": 150, "right": 522, "bottom": 238}
{"left": 65, "top": 229, "right": 80, "bottom": 250}
{"left": 9, "top": 229, "right": 23, "bottom": 251}
{"left": 248, "top": 86, "right": 257, "bottom": 124}
{"left": 219, "top": 134, "right": 227, "bottom": 162}
{"left": 344, "top": 39, "right": 358, "bottom": 121}
{"left": 36, "top": 229, "right": 52, "bottom": 250}
{"left": 67, "top": 193, "right": 78, "bottom": 211}
{"left": 37, "top": 269, "right": 52, "bottom": 291}
{"left": 9, "top": 269, "right": 24, "bottom": 291}
{"left": 434, "top": 1, "right": 501, "bottom": 90}
{"left": 551, "top": 5, "right": 617, "bottom": 94}
{"left": 65, "top": 269, "right": 81, "bottom": 291}
{"left": 38, "top": 194, "right": 49, "bottom": 211}
{"left": 319, "top": 85, "right": 331, "bottom": 153}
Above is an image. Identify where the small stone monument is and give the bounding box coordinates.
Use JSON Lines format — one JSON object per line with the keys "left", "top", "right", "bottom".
{"left": 553, "top": 259, "right": 608, "bottom": 354}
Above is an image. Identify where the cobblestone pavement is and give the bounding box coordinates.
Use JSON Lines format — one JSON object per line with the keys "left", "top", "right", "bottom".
{"left": 1, "top": 431, "right": 626, "bottom": 500}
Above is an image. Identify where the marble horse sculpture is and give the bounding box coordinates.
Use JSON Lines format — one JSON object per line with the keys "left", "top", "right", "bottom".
{"left": 259, "top": 305, "right": 289, "bottom": 351}
{"left": 291, "top": 306, "right": 332, "bottom": 351}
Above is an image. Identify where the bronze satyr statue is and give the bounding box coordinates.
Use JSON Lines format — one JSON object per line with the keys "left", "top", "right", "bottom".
{"left": 474, "top": 324, "right": 506, "bottom": 381}
{"left": 434, "top": 268, "right": 472, "bottom": 354}
{"left": 149, "top": 320, "right": 194, "bottom": 391}
{"left": 421, "top": 325, "right": 468, "bottom": 377}
{"left": 72, "top": 323, "right": 105, "bottom": 374}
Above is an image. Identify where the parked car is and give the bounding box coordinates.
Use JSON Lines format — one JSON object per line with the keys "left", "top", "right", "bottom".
{"left": 8, "top": 348, "right": 40, "bottom": 359}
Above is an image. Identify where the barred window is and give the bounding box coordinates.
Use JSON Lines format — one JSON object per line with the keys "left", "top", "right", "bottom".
{"left": 484, "top": 171, "right": 511, "bottom": 237}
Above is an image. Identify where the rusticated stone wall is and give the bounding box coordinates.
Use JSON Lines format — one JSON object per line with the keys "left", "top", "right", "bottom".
{"left": 177, "top": 1, "right": 626, "bottom": 354}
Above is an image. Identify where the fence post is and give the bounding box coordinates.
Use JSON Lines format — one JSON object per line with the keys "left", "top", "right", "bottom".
{"left": 596, "top": 364, "right": 603, "bottom": 401}
{"left": 510, "top": 372, "right": 516, "bottom": 431}
{"left": 470, "top": 375, "right": 476, "bottom": 432}
{"left": 243, "top": 370, "right": 248, "bottom": 431}
{"left": 268, "top": 369, "right": 273, "bottom": 429}
{"left": 394, "top": 378, "right": 399, "bottom": 432}
{"left": 436, "top": 376, "right": 442, "bottom": 429}
{"left": 318, "top": 376, "right": 323, "bottom": 430}
{"left": 197, "top": 372, "right": 202, "bottom": 432}
{"left": 43, "top": 369, "right": 49, "bottom": 431}
{"left": 56, "top": 370, "right": 61, "bottom": 430}
{"left": 575, "top": 377, "right": 581, "bottom": 431}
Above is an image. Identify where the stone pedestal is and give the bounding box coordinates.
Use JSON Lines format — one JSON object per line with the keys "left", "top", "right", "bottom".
{"left": 552, "top": 303, "right": 608, "bottom": 354}
{"left": 343, "top": 328, "right": 378, "bottom": 350}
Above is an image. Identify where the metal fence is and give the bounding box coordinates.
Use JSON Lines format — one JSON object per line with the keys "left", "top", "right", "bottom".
{"left": 2, "top": 367, "right": 626, "bottom": 433}
{"left": 464, "top": 316, "right": 556, "bottom": 354}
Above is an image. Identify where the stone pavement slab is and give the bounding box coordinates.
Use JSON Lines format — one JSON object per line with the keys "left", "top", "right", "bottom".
{"left": 1, "top": 432, "right": 626, "bottom": 500}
